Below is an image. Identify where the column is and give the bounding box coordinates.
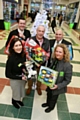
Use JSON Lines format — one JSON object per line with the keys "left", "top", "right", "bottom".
{"left": 28, "top": 0, "right": 31, "bottom": 13}
{"left": 19, "top": 0, "right": 24, "bottom": 14}
{"left": 0, "top": 0, "right": 5, "bottom": 30}
{"left": 75, "top": 2, "right": 80, "bottom": 23}
{"left": 0, "top": 0, "right": 3, "bottom": 19}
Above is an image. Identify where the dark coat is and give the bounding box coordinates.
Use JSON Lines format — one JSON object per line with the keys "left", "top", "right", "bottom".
{"left": 50, "top": 39, "right": 73, "bottom": 59}
{"left": 5, "top": 29, "right": 31, "bottom": 47}
{"left": 31, "top": 36, "right": 50, "bottom": 52}
{"left": 49, "top": 58, "right": 72, "bottom": 95}
{"left": 51, "top": 20, "right": 56, "bottom": 28}
{"left": 31, "top": 36, "right": 50, "bottom": 66}
{"left": 5, "top": 52, "right": 26, "bottom": 80}
{"left": 50, "top": 39, "right": 72, "bottom": 47}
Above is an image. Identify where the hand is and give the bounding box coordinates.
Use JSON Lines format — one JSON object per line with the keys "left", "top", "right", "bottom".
{"left": 19, "top": 33, "right": 25, "bottom": 39}
{"left": 22, "top": 74, "right": 27, "bottom": 81}
{"left": 50, "top": 84, "right": 58, "bottom": 90}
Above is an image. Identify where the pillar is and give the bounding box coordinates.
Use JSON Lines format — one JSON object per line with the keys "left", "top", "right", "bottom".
{"left": 28, "top": 0, "right": 31, "bottom": 13}
{"left": 0, "top": 0, "right": 3, "bottom": 19}
{"left": 0, "top": 0, "right": 5, "bottom": 30}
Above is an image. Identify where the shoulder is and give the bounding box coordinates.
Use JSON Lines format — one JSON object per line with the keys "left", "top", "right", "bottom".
{"left": 44, "top": 37, "right": 49, "bottom": 41}
{"left": 7, "top": 55, "right": 14, "bottom": 63}
{"left": 9, "top": 29, "right": 18, "bottom": 34}
{"left": 50, "top": 39, "right": 56, "bottom": 42}
{"left": 43, "top": 37, "right": 50, "bottom": 44}
{"left": 24, "top": 29, "right": 30, "bottom": 33}
{"left": 62, "top": 39, "right": 72, "bottom": 45}
{"left": 64, "top": 61, "right": 72, "bottom": 70}
{"left": 49, "top": 39, "right": 56, "bottom": 46}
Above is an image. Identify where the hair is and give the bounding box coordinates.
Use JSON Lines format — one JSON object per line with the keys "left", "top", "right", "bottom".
{"left": 37, "top": 25, "right": 45, "bottom": 31}
{"left": 17, "top": 17, "right": 26, "bottom": 23}
{"left": 55, "top": 28, "right": 63, "bottom": 34}
{"left": 9, "top": 37, "right": 25, "bottom": 57}
{"left": 52, "top": 44, "right": 70, "bottom": 62}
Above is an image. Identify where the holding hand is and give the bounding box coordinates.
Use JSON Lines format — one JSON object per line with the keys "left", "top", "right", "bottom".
{"left": 50, "top": 84, "right": 58, "bottom": 90}
{"left": 19, "top": 33, "right": 25, "bottom": 39}
{"left": 22, "top": 74, "right": 27, "bottom": 81}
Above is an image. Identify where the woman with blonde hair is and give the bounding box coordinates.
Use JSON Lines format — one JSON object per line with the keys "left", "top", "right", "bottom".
{"left": 42, "top": 44, "right": 72, "bottom": 113}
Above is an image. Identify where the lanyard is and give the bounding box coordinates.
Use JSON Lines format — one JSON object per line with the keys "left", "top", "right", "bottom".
{"left": 53, "top": 60, "right": 58, "bottom": 70}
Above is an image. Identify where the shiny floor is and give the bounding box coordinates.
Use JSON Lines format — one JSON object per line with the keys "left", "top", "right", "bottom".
{"left": 0, "top": 19, "right": 80, "bottom": 120}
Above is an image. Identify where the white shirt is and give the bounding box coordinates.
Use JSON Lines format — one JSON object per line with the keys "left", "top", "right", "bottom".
{"left": 54, "top": 39, "right": 63, "bottom": 48}
{"left": 18, "top": 28, "right": 24, "bottom": 34}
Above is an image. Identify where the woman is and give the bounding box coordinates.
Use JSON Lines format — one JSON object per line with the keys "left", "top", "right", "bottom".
{"left": 42, "top": 44, "right": 72, "bottom": 113}
{"left": 5, "top": 38, "right": 27, "bottom": 109}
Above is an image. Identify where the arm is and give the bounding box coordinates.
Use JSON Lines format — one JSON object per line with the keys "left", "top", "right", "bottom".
{"left": 57, "top": 64, "right": 72, "bottom": 89}
{"left": 51, "top": 63, "right": 72, "bottom": 90}
{"left": 5, "top": 57, "right": 22, "bottom": 80}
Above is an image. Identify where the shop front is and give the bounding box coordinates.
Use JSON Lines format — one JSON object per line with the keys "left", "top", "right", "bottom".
{"left": 3, "top": 0, "right": 21, "bottom": 30}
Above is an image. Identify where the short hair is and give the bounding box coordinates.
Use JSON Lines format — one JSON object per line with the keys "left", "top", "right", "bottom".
{"left": 52, "top": 44, "right": 70, "bottom": 62}
{"left": 36, "top": 25, "right": 45, "bottom": 31}
{"left": 55, "top": 28, "right": 63, "bottom": 34}
{"left": 17, "top": 17, "right": 26, "bottom": 23}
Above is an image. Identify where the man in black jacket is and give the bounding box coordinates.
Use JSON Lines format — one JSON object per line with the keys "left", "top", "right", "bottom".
{"left": 5, "top": 17, "right": 31, "bottom": 47}
{"left": 49, "top": 28, "right": 73, "bottom": 60}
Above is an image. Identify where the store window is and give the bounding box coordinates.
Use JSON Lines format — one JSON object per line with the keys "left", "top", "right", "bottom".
{"left": 3, "top": 1, "right": 19, "bottom": 21}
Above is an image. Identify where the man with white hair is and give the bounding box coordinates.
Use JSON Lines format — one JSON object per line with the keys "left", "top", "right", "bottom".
{"left": 26, "top": 25, "right": 50, "bottom": 95}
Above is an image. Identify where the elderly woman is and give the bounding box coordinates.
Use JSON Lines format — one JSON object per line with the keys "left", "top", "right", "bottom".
{"left": 42, "top": 44, "right": 73, "bottom": 113}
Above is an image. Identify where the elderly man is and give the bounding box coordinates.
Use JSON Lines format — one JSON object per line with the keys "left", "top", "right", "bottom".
{"left": 49, "top": 28, "right": 73, "bottom": 60}
{"left": 5, "top": 17, "right": 31, "bottom": 47}
{"left": 26, "top": 25, "right": 50, "bottom": 95}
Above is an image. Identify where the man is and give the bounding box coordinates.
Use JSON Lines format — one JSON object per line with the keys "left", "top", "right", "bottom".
{"left": 26, "top": 25, "right": 50, "bottom": 95}
{"left": 5, "top": 17, "right": 31, "bottom": 47}
{"left": 49, "top": 28, "right": 73, "bottom": 60}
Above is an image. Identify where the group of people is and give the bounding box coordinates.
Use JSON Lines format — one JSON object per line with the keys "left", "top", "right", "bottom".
{"left": 5, "top": 17, "right": 73, "bottom": 113}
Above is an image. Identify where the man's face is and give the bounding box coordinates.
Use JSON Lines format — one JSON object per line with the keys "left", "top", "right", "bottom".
{"left": 55, "top": 30, "right": 63, "bottom": 42}
{"left": 18, "top": 19, "right": 26, "bottom": 31}
{"left": 36, "top": 26, "right": 45, "bottom": 40}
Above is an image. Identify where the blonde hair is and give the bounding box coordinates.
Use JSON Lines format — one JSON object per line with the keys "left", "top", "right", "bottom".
{"left": 52, "top": 44, "right": 70, "bottom": 62}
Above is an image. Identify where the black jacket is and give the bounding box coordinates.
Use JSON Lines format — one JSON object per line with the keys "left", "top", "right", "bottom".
{"left": 50, "top": 39, "right": 73, "bottom": 48}
{"left": 5, "top": 29, "right": 31, "bottom": 47}
{"left": 47, "top": 39, "right": 73, "bottom": 67}
{"left": 31, "top": 36, "right": 50, "bottom": 66}
{"left": 50, "top": 39, "right": 73, "bottom": 58}
{"left": 31, "top": 36, "right": 50, "bottom": 52}
{"left": 49, "top": 58, "right": 72, "bottom": 95}
{"left": 5, "top": 52, "right": 26, "bottom": 80}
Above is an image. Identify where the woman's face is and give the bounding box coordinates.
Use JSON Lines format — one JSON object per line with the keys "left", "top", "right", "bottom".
{"left": 13, "top": 41, "right": 22, "bottom": 53}
{"left": 55, "top": 46, "right": 64, "bottom": 60}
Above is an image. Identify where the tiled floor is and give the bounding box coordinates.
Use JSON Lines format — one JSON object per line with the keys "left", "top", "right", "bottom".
{"left": 0, "top": 18, "right": 80, "bottom": 120}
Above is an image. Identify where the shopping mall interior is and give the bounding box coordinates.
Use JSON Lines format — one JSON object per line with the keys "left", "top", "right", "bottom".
{"left": 0, "top": 0, "right": 80, "bottom": 120}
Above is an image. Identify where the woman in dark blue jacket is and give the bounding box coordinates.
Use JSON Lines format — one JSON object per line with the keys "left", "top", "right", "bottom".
{"left": 42, "top": 44, "right": 72, "bottom": 113}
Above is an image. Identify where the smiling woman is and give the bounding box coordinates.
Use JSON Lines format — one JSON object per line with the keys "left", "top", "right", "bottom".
{"left": 5, "top": 37, "right": 27, "bottom": 109}
{"left": 42, "top": 44, "right": 72, "bottom": 113}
